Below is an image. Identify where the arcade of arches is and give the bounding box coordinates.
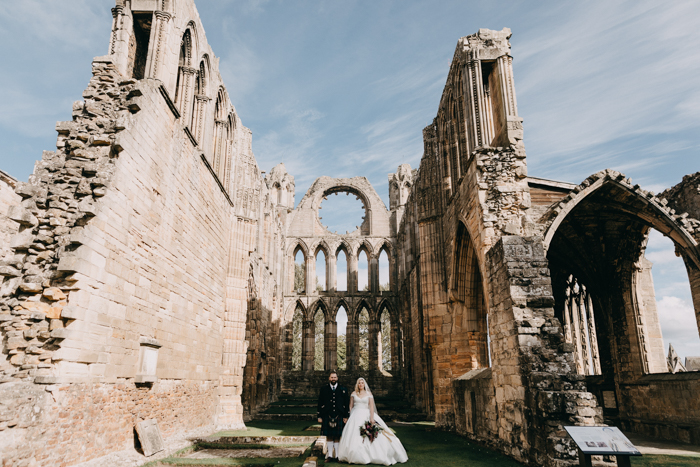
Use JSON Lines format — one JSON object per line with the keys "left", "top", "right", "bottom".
{"left": 0, "top": 3, "right": 698, "bottom": 467}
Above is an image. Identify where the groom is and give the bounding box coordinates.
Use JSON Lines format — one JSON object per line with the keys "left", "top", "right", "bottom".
{"left": 317, "top": 370, "right": 349, "bottom": 462}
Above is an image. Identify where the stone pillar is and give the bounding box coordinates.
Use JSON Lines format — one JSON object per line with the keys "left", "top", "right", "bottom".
{"left": 368, "top": 319, "right": 380, "bottom": 372}
{"left": 145, "top": 11, "right": 172, "bottom": 81}
{"left": 683, "top": 256, "right": 700, "bottom": 340}
{"left": 391, "top": 318, "right": 401, "bottom": 372}
{"left": 307, "top": 255, "right": 316, "bottom": 294}
{"left": 192, "top": 95, "right": 211, "bottom": 144}
{"left": 586, "top": 292, "right": 602, "bottom": 375}
{"left": 108, "top": 5, "right": 131, "bottom": 76}
{"left": 328, "top": 253, "right": 337, "bottom": 292}
{"left": 213, "top": 120, "right": 226, "bottom": 171}
{"left": 325, "top": 318, "right": 337, "bottom": 371}
{"left": 370, "top": 254, "right": 379, "bottom": 292}
{"left": 348, "top": 251, "right": 358, "bottom": 292}
{"left": 347, "top": 318, "right": 359, "bottom": 371}
{"left": 177, "top": 67, "right": 197, "bottom": 123}
{"left": 302, "top": 319, "right": 314, "bottom": 371}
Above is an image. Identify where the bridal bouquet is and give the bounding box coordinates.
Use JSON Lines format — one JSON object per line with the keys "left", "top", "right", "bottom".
{"left": 360, "top": 420, "right": 384, "bottom": 443}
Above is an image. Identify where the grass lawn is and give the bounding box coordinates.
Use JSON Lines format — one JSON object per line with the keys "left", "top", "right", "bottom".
{"left": 631, "top": 454, "right": 700, "bottom": 466}
{"left": 213, "top": 420, "right": 318, "bottom": 437}
{"left": 151, "top": 421, "right": 700, "bottom": 467}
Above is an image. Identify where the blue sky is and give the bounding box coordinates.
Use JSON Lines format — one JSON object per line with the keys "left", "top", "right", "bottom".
{"left": 0, "top": 0, "right": 698, "bottom": 362}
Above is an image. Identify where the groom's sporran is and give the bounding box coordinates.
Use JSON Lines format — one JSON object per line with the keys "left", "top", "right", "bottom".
{"left": 317, "top": 370, "right": 349, "bottom": 462}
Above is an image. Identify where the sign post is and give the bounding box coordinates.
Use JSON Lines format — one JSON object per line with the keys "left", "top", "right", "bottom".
{"left": 564, "top": 426, "right": 641, "bottom": 467}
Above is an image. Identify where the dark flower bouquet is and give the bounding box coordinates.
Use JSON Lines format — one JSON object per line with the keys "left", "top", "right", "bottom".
{"left": 360, "top": 420, "right": 384, "bottom": 443}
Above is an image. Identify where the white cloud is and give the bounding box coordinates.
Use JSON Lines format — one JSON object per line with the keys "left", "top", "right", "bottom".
{"left": 656, "top": 296, "right": 700, "bottom": 362}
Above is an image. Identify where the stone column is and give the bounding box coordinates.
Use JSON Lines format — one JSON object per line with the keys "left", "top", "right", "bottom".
{"left": 302, "top": 319, "right": 314, "bottom": 371}
{"left": 368, "top": 319, "right": 380, "bottom": 372}
{"left": 348, "top": 251, "right": 358, "bottom": 292}
{"left": 177, "top": 67, "right": 197, "bottom": 124}
{"left": 325, "top": 318, "right": 337, "bottom": 371}
{"left": 108, "top": 5, "right": 131, "bottom": 76}
{"left": 391, "top": 317, "right": 401, "bottom": 372}
{"left": 347, "top": 318, "right": 359, "bottom": 371}
{"left": 307, "top": 255, "right": 316, "bottom": 294}
{"left": 145, "top": 11, "right": 172, "bottom": 81}
{"left": 328, "top": 253, "right": 335, "bottom": 292}
{"left": 370, "top": 254, "right": 379, "bottom": 293}
{"left": 192, "top": 95, "right": 210, "bottom": 144}
{"left": 683, "top": 256, "right": 700, "bottom": 341}
{"left": 586, "top": 292, "right": 602, "bottom": 375}
{"left": 213, "top": 120, "right": 226, "bottom": 171}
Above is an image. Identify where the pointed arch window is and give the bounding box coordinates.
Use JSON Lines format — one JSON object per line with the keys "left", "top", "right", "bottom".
{"left": 314, "top": 309, "right": 325, "bottom": 371}
{"left": 379, "top": 307, "right": 392, "bottom": 371}
{"left": 292, "top": 304, "right": 303, "bottom": 370}
{"left": 358, "top": 307, "right": 370, "bottom": 371}
{"left": 336, "top": 305, "right": 348, "bottom": 370}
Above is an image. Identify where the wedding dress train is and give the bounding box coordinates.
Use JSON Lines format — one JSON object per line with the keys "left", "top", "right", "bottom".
{"left": 337, "top": 393, "right": 408, "bottom": 465}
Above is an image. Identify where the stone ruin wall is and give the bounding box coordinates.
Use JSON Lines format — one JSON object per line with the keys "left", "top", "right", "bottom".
{"left": 0, "top": 1, "right": 288, "bottom": 465}
{"left": 394, "top": 29, "right": 603, "bottom": 466}
{"left": 279, "top": 175, "right": 403, "bottom": 398}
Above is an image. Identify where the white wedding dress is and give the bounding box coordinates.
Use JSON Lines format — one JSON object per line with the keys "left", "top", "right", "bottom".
{"left": 337, "top": 393, "right": 408, "bottom": 465}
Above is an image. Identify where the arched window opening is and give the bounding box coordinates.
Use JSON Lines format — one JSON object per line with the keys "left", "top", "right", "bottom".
{"left": 316, "top": 249, "right": 326, "bottom": 292}
{"left": 336, "top": 249, "right": 347, "bottom": 292}
{"left": 358, "top": 249, "right": 369, "bottom": 292}
{"left": 273, "top": 183, "right": 282, "bottom": 205}
{"left": 190, "top": 59, "right": 208, "bottom": 142}
{"left": 563, "top": 275, "right": 601, "bottom": 376}
{"left": 379, "top": 249, "right": 390, "bottom": 291}
{"left": 379, "top": 308, "right": 392, "bottom": 371}
{"left": 294, "top": 249, "right": 306, "bottom": 294}
{"left": 129, "top": 13, "right": 151, "bottom": 79}
{"left": 212, "top": 88, "right": 227, "bottom": 171}
{"left": 645, "top": 229, "right": 700, "bottom": 373}
{"left": 292, "top": 305, "right": 303, "bottom": 371}
{"left": 358, "top": 307, "right": 369, "bottom": 371}
{"left": 174, "top": 30, "right": 193, "bottom": 115}
{"left": 319, "top": 190, "right": 367, "bottom": 235}
{"left": 314, "top": 309, "right": 325, "bottom": 371}
{"left": 336, "top": 306, "right": 348, "bottom": 371}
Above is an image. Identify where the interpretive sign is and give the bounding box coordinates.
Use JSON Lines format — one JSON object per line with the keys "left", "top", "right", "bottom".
{"left": 135, "top": 418, "right": 165, "bottom": 457}
{"left": 565, "top": 426, "right": 640, "bottom": 467}
{"left": 565, "top": 426, "right": 640, "bottom": 455}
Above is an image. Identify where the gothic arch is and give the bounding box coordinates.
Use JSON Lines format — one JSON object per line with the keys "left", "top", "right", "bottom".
{"left": 353, "top": 298, "right": 373, "bottom": 323}
{"left": 544, "top": 170, "right": 700, "bottom": 378}
{"left": 335, "top": 240, "right": 351, "bottom": 257}
{"left": 309, "top": 298, "right": 329, "bottom": 321}
{"left": 333, "top": 298, "right": 351, "bottom": 321}
{"left": 543, "top": 170, "right": 699, "bottom": 267}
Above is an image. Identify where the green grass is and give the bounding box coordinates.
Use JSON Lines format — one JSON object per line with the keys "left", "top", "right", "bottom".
{"left": 631, "top": 454, "right": 700, "bottom": 466}
{"left": 261, "top": 406, "right": 315, "bottom": 414}
{"left": 195, "top": 442, "right": 311, "bottom": 450}
{"left": 149, "top": 421, "right": 700, "bottom": 467}
{"left": 212, "top": 420, "right": 317, "bottom": 437}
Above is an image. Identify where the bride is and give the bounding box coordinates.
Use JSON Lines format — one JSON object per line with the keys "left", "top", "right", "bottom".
{"left": 337, "top": 378, "right": 408, "bottom": 465}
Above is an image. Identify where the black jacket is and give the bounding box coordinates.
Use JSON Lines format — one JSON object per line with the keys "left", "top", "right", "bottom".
{"left": 317, "top": 383, "right": 350, "bottom": 420}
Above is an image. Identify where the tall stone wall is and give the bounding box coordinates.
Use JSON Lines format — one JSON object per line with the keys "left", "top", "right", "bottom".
{"left": 0, "top": 0, "right": 288, "bottom": 464}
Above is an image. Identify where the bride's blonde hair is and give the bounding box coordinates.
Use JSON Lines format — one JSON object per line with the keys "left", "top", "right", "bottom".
{"left": 354, "top": 377, "right": 372, "bottom": 395}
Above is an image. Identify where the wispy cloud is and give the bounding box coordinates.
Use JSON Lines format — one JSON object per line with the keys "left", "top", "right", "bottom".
{"left": 516, "top": 1, "right": 700, "bottom": 173}
{"left": 656, "top": 296, "right": 700, "bottom": 362}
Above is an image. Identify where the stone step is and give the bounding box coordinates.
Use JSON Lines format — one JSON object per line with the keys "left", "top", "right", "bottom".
{"left": 256, "top": 411, "right": 429, "bottom": 422}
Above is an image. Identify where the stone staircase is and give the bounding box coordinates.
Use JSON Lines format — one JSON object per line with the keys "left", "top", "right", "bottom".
{"left": 257, "top": 394, "right": 428, "bottom": 422}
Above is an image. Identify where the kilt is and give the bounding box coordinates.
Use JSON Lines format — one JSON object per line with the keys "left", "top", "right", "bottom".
{"left": 321, "top": 413, "right": 346, "bottom": 438}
